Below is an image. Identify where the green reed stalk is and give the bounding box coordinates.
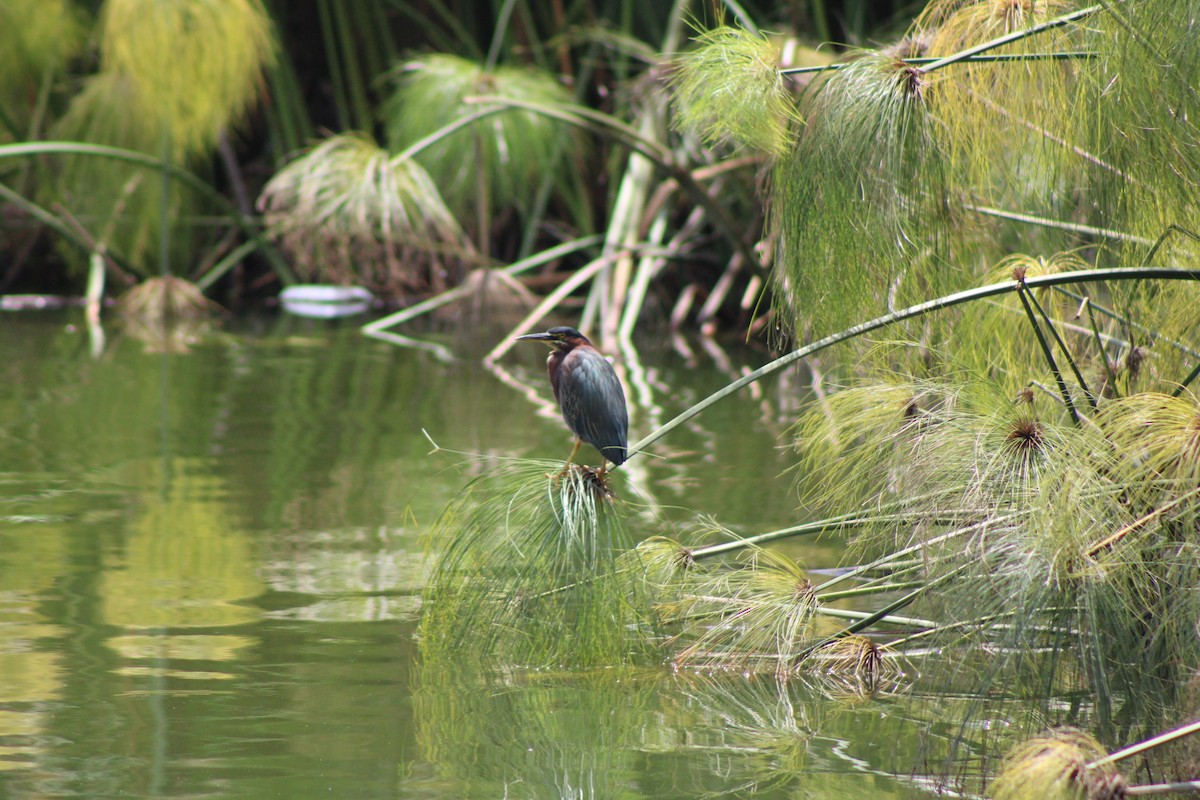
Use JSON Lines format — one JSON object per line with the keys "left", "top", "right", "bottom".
{"left": 623, "top": 268, "right": 1200, "bottom": 463}
{"left": 0, "top": 141, "right": 295, "bottom": 285}
{"left": 1024, "top": 281, "right": 1096, "bottom": 410}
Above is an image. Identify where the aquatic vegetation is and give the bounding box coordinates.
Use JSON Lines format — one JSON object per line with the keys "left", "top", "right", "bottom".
{"left": 420, "top": 2, "right": 1200, "bottom": 795}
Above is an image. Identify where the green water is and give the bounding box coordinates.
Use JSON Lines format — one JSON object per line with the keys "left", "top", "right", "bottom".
{"left": 0, "top": 311, "right": 936, "bottom": 799}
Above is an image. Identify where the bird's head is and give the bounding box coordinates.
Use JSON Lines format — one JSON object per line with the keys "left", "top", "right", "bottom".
{"left": 515, "top": 326, "right": 592, "bottom": 352}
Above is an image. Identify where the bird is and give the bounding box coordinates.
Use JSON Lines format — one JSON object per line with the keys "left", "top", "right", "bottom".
{"left": 515, "top": 326, "right": 629, "bottom": 473}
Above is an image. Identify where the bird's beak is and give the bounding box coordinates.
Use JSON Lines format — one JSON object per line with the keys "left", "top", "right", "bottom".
{"left": 515, "top": 332, "right": 555, "bottom": 342}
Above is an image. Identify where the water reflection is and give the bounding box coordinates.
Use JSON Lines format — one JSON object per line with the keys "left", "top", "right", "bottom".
{"left": 260, "top": 524, "right": 424, "bottom": 622}
{"left": 414, "top": 666, "right": 928, "bottom": 799}
{"left": 0, "top": 312, "right": 942, "bottom": 799}
{"left": 108, "top": 634, "right": 256, "bottom": 682}
{"left": 0, "top": 487, "right": 69, "bottom": 773}
{"left": 0, "top": 618, "right": 64, "bottom": 772}
{"left": 100, "top": 459, "right": 261, "bottom": 630}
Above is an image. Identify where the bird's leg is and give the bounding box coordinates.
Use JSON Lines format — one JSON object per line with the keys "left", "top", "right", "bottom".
{"left": 559, "top": 438, "right": 583, "bottom": 475}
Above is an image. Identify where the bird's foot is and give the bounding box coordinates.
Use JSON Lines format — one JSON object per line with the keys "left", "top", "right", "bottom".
{"left": 577, "top": 464, "right": 615, "bottom": 499}
{"left": 548, "top": 463, "right": 615, "bottom": 499}
{"left": 548, "top": 462, "right": 576, "bottom": 480}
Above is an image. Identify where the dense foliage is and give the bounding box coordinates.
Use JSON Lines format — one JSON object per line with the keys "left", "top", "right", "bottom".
{"left": 0, "top": 0, "right": 894, "bottom": 318}
{"left": 5, "top": 1, "right": 1200, "bottom": 795}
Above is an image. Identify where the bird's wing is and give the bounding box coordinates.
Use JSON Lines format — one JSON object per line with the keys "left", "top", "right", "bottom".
{"left": 559, "top": 351, "right": 630, "bottom": 464}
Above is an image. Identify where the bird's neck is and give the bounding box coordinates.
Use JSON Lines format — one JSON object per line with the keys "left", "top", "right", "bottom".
{"left": 547, "top": 349, "right": 567, "bottom": 400}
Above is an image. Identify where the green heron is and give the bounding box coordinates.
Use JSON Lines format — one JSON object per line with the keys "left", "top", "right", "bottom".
{"left": 516, "top": 326, "right": 629, "bottom": 471}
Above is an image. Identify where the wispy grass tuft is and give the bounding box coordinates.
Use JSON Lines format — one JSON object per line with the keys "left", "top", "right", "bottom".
{"left": 793, "top": 378, "right": 946, "bottom": 515}
{"left": 117, "top": 276, "right": 220, "bottom": 353}
{"left": 1096, "top": 392, "right": 1200, "bottom": 511}
{"left": 383, "top": 53, "right": 583, "bottom": 225}
{"left": 919, "top": 1, "right": 1095, "bottom": 260}
{"left": 621, "top": 535, "right": 698, "bottom": 605}
{"left": 257, "top": 133, "right": 474, "bottom": 296}
{"left": 100, "top": 0, "right": 276, "bottom": 158}
{"left": 117, "top": 275, "right": 218, "bottom": 322}
{"left": 955, "top": 252, "right": 1097, "bottom": 395}
{"left": 1080, "top": 0, "right": 1200, "bottom": 266}
{"left": 991, "top": 728, "right": 1125, "bottom": 800}
{"left": 668, "top": 26, "right": 800, "bottom": 157}
{"left": 805, "top": 635, "right": 904, "bottom": 694}
{"left": 419, "top": 461, "right": 658, "bottom": 670}
{"left": 768, "top": 54, "right": 952, "bottom": 337}
{"left": 0, "top": 0, "right": 87, "bottom": 139}
{"left": 668, "top": 547, "right": 822, "bottom": 675}
{"left": 790, "top": 362, "right": 1200, "bottom": 718}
